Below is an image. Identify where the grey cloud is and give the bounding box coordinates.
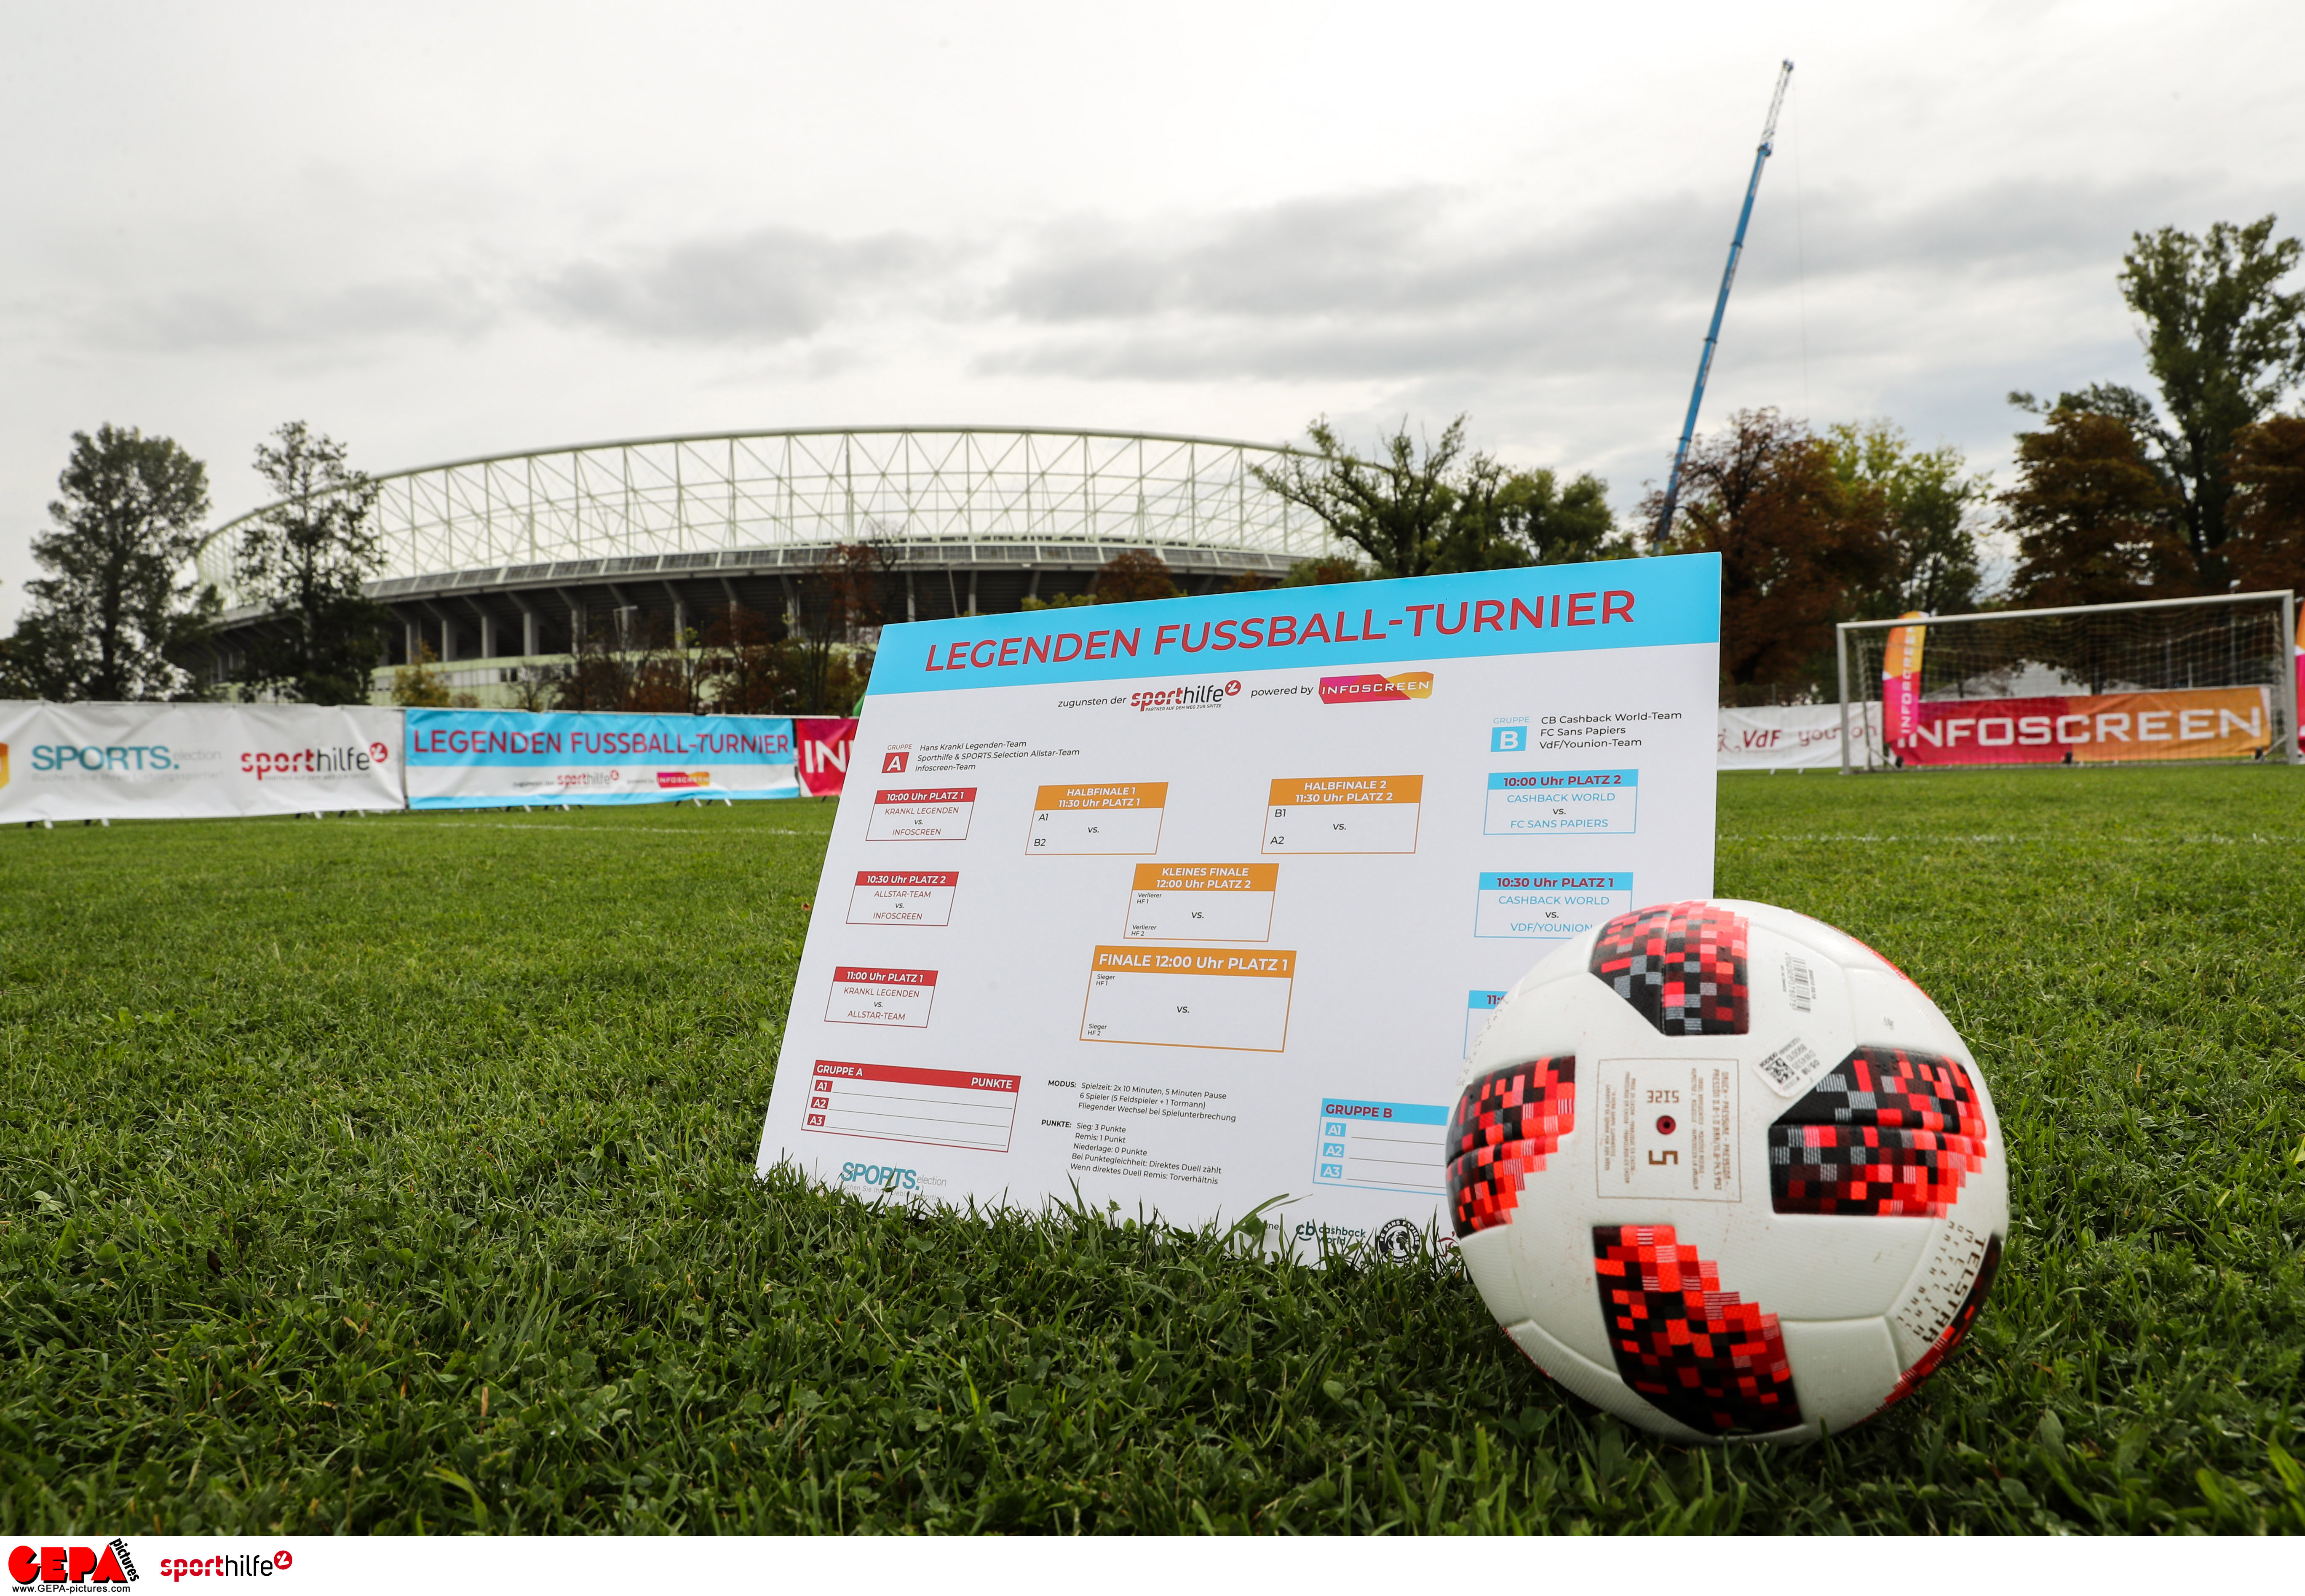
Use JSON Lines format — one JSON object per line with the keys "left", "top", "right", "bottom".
{"left": 529, "top": 225, "right": 939, "bottom": 343}
{"left": 976, "top": 172, "right": 2253, "bottom": 386}
{"left": 87, "top": 276, "right": 499, "bottom": 353}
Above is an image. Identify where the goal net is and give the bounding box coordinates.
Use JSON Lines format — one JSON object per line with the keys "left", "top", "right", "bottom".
{"left": 1837, "top": 590, "right": 2299, "bottom": 769}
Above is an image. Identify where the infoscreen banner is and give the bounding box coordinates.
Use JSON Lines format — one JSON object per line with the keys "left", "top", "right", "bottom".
{"left": 0, "top": 701, "right": 404, "bottom": 822}
{"left": 402, "top": 709, "right": 798, "bottom": 808}
{"left": 796, "top": 717, "right": 858, "bottom": 797}
{"left": 1892, "top": 686, "right": 2272, "bottom": 765}
{"left": 755, "top": 555, "right": 1722, "bottom": 1247}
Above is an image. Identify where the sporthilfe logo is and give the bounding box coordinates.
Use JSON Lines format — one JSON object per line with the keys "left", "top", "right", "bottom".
{"left": 1128, "top": 679, "right": 1239, "bottom": 712}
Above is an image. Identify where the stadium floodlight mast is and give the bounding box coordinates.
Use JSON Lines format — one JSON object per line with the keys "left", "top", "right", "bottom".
{"left": 1834, "top": 589, "right": 2301, "bottom": 771}
{"left": 195, "top": 426, "right": 1335, "bottom": 610}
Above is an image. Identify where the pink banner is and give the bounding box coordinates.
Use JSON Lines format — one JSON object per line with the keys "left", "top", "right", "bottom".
{"left": 1895, "top": 687, "right": 2272, "bottom": 765}
{"left": 796, "top": 716, "right": 857, "bottom": 796}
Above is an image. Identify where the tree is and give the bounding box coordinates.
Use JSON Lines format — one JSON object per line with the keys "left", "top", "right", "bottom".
{"left": 1826, "top": 422, "right": 1988, "bottom": 614}
{"left": 2224, "top": 415, "right": 2305, "bottom": 598}
{"left": 1256, "top": 416, "right": 1615, "bottom": 579}
{"left": 388, "top": 642, "right": 453, "bottom": 707}
{"left": 1436, "top": 457, "right": 1616, "bottom": 572}
{"left": 1256, "top": 417, "right": 1465, "bottom": 579}
{"left": 1279, "top": 555, "right": 1369, "bottom": 589}
{"left": 1650, "top": 409, "right": 1894, "bottom": 700}
{"left": 233, "top": 422, "right": 391, "bottom": 704}
{"left": 2000, "top": 406, "right": 2191, "bottom": 608}
{"left": 6, "top": 424, "right": 211, "bottom": 701}
{"left": 2116, "top": 217, "right": 2305, "bottom": 583}
{"left": 1091, "top": 550, "right": 1182, "bottom": 604}
{"left": 786, "top": 542, "right": 892, "bottom": 714}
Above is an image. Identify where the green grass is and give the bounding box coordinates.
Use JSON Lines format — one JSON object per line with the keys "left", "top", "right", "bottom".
{"left": 3, "top": 768, "right": 2303, "bottom": 1534}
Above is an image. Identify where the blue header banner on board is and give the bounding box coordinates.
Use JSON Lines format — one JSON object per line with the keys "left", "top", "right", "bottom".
{"left": 403, "top": 710, "right": 798, "bottom": 808}
{"left": 864, "top": 553, "right": 1720, "bottom": 697}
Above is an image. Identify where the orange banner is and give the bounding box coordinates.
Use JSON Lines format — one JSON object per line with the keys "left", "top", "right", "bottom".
{"left": 1091, "top": 945, "right": 1297, "bottom": 977}
{"left": 1034, "top": 782, "right": 1168, "bottom": 810}
{"left": 1130, "top": 862, "right": 1281, "bottom": 891}
{"left": 1267, "top": 774, "right": 1425, "bottom": 805}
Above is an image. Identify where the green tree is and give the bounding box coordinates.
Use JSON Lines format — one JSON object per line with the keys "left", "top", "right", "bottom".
{"left": 2021, "top": 219, "right": 2305, "bottom": 587}
{"left": 1090, "top": 550, "right": 1182, "bottom": 604}
{"left": 1999, "top": 406, "right": 2190, "bottom": 607}
{"left": 233, "top": 423, "right": 391, "bottom": 704}
{"left": 1826, "top": 422, "right": 1987, "bottom": 614}
{"left": 1651, "top": 409, "right": 1894, "bottom": 701}
{"left": 6, "top": 424, "right": 212, "bottom": 701}
{"left": 1255, "top": 416, "right": 1615, "bottom": 579}
{"left": 2120, "top": 217, "right": 2305, "bottom": 581}
{"left": 2224, "top": 414, "right": 2305, "bottom": 599}
{"left": 1255, "top": 417, "right": 1467, "bottom": 579}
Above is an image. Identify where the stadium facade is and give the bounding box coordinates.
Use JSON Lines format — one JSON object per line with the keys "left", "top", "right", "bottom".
{"left": 196, "top": 427, "right": 1340, "bottom": 705}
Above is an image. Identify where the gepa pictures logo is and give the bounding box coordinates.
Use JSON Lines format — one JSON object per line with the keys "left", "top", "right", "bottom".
{"left": 8, "top": 1538, "right": 139, "bottom": 1587}
{"left": 839, "top": 1161, "right": 919, "bottom": 1191}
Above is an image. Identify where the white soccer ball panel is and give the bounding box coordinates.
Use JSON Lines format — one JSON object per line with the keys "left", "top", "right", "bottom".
{"left": 1503, "top": 1318, "right": 1715, "bottom": 1444}
{"left": 1452, "top": 1226, "right": 1526, "bottom": 1328}
{"left": 1775, "top": 1316, "right": 1905, "bottom": 1434}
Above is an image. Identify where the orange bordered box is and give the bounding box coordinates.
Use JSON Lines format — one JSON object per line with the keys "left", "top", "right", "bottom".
{"left": 1027, "top": 781, "right": 1169, "bottom": 854}
{"left": 1263, "top": 774, "right": 1424, "bottom": 855}
{"left": 1124, "top": 863, "right": 1280, "bottom": 942}
{"left": 1080, "top": 944, "right": 1297, "bottom": 1051}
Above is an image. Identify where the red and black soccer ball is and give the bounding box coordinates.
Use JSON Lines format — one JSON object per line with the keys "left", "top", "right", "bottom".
{"left": 1449, "top": 899, "right": 2007, "bottom": 1441}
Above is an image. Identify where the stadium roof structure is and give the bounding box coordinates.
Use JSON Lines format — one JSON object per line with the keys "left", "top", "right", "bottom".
{"left": 198, "top": 426, "right": 1340, "bottom": 676}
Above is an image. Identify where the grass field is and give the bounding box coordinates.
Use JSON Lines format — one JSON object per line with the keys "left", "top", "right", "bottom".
{"left": 3, "top": 766, "right": 2302, "bottom": 1535}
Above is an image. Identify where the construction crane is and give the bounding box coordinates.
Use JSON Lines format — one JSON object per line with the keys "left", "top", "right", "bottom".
{"left": 1652, "top": 59, "right": 1794, "bottom": 548}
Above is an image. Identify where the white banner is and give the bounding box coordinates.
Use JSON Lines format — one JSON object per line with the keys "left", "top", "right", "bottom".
{"left": 757, "top": 556, "right": 1722, "bottom": 1246}
{"left": 0, "top": 701, "right": 404, "bottom": 822}
{"left": 1717, "top": 702, "right": 1883, "bottom": 769}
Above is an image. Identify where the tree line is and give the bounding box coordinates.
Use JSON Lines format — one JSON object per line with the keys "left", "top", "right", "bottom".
{"left": 6, "top": 217, "right": 2298, "bottom": 710}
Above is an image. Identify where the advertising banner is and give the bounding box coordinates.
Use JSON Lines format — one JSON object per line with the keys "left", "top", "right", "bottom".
{"left": 796, "top": 717, "right": 858, "bottom": 796}
{"left": 1880, "top": 611, "right": 1925, "bottom": 745}
{"left": 1717, "top": 702, "right": 1884, "bottom": 769}
{"left": 755, "top": 555, "right": 1722, "bottom": 1246}
{"left": 402, "top": 709, "right": 798, "bottom": 808}
{"left": 0, "top": 701, "right": 403, "bottom": 823}
{"left": 1893, "top": 686, "right": 2273, "bottom": 765}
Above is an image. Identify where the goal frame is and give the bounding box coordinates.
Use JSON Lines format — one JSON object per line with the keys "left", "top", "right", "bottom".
{"left": 1834, "top": 589, "right": 2300, "bottom": 772}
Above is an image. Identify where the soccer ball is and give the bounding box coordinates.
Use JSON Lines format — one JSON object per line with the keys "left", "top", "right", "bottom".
{"left": 1447, "top": 899, "right": 2006, "bottom": 1442}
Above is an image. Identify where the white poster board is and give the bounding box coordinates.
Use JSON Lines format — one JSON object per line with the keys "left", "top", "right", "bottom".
{"left": 755, "top": 556, "right": 1722, "bottom": 1248}
{"left": 0, "top": 701, "right": 404, "bottom": 822}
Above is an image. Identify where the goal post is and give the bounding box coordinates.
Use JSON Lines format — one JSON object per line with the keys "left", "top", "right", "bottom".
{"left": 1836, "top": 590, "right": 2299, "bottom": 771}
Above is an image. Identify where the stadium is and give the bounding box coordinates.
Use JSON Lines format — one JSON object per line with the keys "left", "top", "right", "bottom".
{"left": 192, "top": 427, "right": 1340, "bottom": 704}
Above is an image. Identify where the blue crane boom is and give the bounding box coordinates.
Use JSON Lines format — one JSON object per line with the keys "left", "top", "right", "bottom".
{"left": 1652, "top": 59, "right": 1794, "bottom": 547}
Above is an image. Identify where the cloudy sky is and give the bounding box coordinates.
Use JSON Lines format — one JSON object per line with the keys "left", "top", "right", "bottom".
{"left": 4, "top": 0, "right": 2300, "bottom": 614}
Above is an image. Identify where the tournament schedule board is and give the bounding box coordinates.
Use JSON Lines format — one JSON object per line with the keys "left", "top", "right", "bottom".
{"left": 757, "top": 555, "right": 1721, "bottom": 1250}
